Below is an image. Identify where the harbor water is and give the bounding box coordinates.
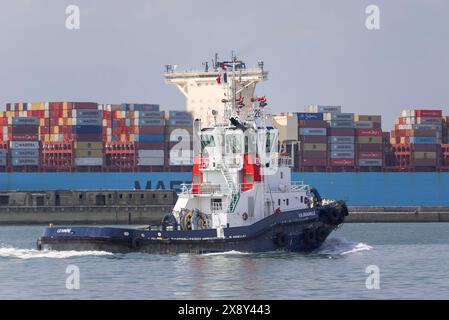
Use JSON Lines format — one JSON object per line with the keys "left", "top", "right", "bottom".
{"left": 1, "top": 223, "right": 449, "bottom": 299}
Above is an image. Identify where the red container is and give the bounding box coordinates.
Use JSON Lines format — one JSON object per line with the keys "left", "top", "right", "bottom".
{"left": 301, "top": 151, "right": 327, "bottom": 159}
{"left": 11, "top": 134, "right": 39, "bottom": 141}
{"left": 301, "top": 158, "right": 327, "bottom": 166}
{"left": 138, "top": 126, "right": 165, "bottom": 134}
{"left": 358, "top": 151, "right": 383, "bottom": 159}
{"left": 137, "top": 142, "right": 165, "bottom": 149}
{"left": 73, "top": 102, "right": 98, "bottom": 109}
{"left": 330, "top": 158, "right": 355, "bottom": 166}
{"left": 415, "top": 110, "right": 442, "bottom": 118}
{"left": 372, "top": 122, "right": 382, "bottom": 129}
{"left": 299, "top": 135, "right": 328, "bottom": 143}
{"left": 49, "top": 102, "right": 64, "bottom": 110}
{"left": 357, "top": 144, "right": 383, "bottom": 152}
{"left": 410, "top": 129, "right": 438, "bottom": 137}
{"left": 413, "top": 159, "right": 437, "bottom": 166}
{"left": 356, "top": 128, "right": 382, "bottom": 136}
{"left": 298, "top": 120, "right": 327, "bottom": 128}
{"left": 328, "top": 128, "right": 355, "bottom": 136}
{"left": 412, "top": 144, "right": 439, "bottom": 152}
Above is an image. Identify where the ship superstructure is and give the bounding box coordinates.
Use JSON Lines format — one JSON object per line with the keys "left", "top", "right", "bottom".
{"left": 164, "top": 54, "right": 267, "bottom": 127}
{"left": 171, "top": 56, "right": 316, "bottom": 231}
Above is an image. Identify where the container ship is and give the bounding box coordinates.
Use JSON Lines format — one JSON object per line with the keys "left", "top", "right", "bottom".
{"left": 1, "top": 57, "right": 449, "bottom": 206}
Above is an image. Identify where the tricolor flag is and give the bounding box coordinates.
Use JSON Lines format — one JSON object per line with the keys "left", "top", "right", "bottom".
{"left": 216, "top": 64, "right": 228, "bottom": 84}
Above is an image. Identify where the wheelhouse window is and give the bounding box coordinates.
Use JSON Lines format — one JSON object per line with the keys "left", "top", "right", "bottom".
{"left": 201, "top": 134, "right": 215, "bottom": 148}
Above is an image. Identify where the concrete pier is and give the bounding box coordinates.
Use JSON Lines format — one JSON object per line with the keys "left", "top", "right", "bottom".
{"left": 1, "top": 205, "right": 449, "bottom": 225}
{"left": 347, "top": 206, "right": 449, "bottom": 223}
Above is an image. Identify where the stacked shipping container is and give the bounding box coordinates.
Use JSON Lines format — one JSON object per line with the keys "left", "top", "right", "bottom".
{"left": 391, "top": 109, "right": 443, "bottom": 169}
{"left": 354, "top": 115, "right": 383, "bottom": 168}
{"left": 10, "top": 118, "right": 40, "bottom": 167}
{"left": 72, "top": 103, "right": 103, "bottom": 167}
{"left": 325, "top": 112, "right": 356, "bottom": 168}
{"left": 297, "top": 112, "right": 328, "bottom": 169}
{"left": 1, "top": 101, "right": 449, "bottom": 172}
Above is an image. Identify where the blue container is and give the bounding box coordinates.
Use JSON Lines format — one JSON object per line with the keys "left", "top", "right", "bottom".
{"left": 75, "top": 118, "right": 102, "bottom": 126}
{"left": 136, "top": 134, "right": 164, "bottom": 142}
{"left": 138, "top": 111, "right": 164, "bottom": 118}
{"left": 299, "top": 128, "right": 327, "bottom": 136}
{"left": 121, "top": 104, "right": 159, "bottom": 112}
{"left": 12, "top": 117, "right": 39, "bottom": 125}
{"left": 72, "top": 125, "right": 102, "bottom": 134}
{"left": 139, "top": 119, "right": 165, "bottom": 126}
{"left": 297, "top": 113, "right": 323, "bottom": 121}
{"left": 169, "top": 111, "right": 192, "bottom": 118}
{"left": 410, "top": 136, "right": 437, "bottom": 144}
{"left": 168, "top": 118, "right": 193, "bottom": 126}
{"left": 74, "top": 110, "right": 102, "bottom": 118}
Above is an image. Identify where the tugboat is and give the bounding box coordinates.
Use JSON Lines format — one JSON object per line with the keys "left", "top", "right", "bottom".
{"left": 37, "top": 57, "right": 348, "bottom": 254}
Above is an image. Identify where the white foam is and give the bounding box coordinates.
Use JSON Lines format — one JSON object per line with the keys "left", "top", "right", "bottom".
{"left": 0, "top": 246, "right": 112, "bottom": 259}
{"left": 317, "top": 237, "right": 372, "bottom": 256}
{"left": 201, "top": 250, "right": 250, "bottom": 256}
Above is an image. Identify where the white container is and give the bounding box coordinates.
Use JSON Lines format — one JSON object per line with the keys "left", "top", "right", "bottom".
{"left": 401, "top": 109, "right": 414, "bottom": 117}
{"left": 10, "top": 141, "right": 40, "bottom": 149}
{"left": 12, "top": 158, "right": 39, "bottom": 166}
{"left": 305, "top": 105, "right": 342, "bottom": 113}
{"left": 75, "top": 157, "right": 103, "bottom": 166}
{"left": 323, "top": 113, "right": 354, "bottom": 121}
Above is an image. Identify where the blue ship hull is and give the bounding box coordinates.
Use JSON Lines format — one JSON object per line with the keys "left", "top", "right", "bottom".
{"left": 3, "top": 171, "right": 449, "bottom": 206}
{"left": 37, "top": 202, "right": 349, "bottom": 254}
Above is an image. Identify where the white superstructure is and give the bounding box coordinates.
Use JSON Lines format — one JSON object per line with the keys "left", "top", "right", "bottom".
{"left": 164, "top": 55, "right": 268, "bottom": 127}
{"left": 170, "top": 56, "right": 322, "bottom": 232}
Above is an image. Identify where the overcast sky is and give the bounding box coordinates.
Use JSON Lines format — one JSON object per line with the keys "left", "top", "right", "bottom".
{"left": 1, "top": 0, "right": 448, "bottom": 129}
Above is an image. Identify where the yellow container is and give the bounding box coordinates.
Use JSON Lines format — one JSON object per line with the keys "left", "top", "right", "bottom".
{"left": 413, "top": 152, "right": 436, "bottom": 159}
{"left": 354, "top": 115, "right": 382, "bottom": 122}
{"left": 357, "top": 136, "right": 382, "bottom": 144}
{"left": 400, "top": 137, "right": 407, "bottom": 144}
{"left": 303, "top": 143, "right": 327, "bottom": 151}
{"left": 74, "top": 141, "right": 103, "bottom": 149}
{"left": 75, "top": 149, "right": 104, "bottom": 157}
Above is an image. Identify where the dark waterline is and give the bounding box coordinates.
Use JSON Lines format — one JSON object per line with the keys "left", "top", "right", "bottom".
{"left": 1, "top": 223, "right": 449, "bottom": 299}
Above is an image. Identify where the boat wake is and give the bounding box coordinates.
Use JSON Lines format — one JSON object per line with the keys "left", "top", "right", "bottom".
{"left": 317, "top": 237, "right": 372, "bottom": 256}
{"left": 0, "top": 245, "right": 112, "bottom": 259}
{"left": 201, "top": 250, "right": 250, "bottom": 256}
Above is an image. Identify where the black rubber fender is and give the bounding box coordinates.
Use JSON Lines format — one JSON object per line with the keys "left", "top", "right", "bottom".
{"left": 274, "top": 232, "right": 287, "bottom": 247}
{"left": 303, "top": 228, "right": 317, "bottom": 244}
{"left": 315, "top": 227, "right": 327, "bottom": 242}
